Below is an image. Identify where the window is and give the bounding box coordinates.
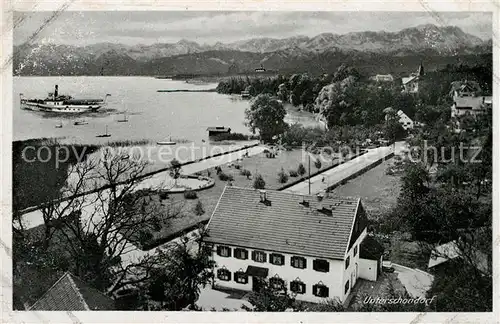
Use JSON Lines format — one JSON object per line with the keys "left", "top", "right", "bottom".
{"left": 345, "top": 256, "right": 350, "bottom": 269}
{"left": 217, "top": 268, "right": 231, "bottom": 281}
{"left": 234, "top": 271, "right": 248, "bottom": 284}
{"left": 269, "top": 277, "right": 284, "bottom": 290}
{"left": 291, "top": 256, "right": 307, "bottom": 269}
{"left": 252, "top": 251, "right": 267, "bottom": 263}
{"left": 353, "top": 245, "right": 358, "bottom": 257}
{"left": 217, "top": 246, "right": 231, "bottom": 257}
{"left": 290, "top": 280, "right": 306, "bottom": 294}
{"left": 313, "top": 259, "right": 330, "bottom": 272}
{"left": 270, "top": 253, "right": 285, "bottom": 266}
{"left": 344, "top": 281, "right": 350, "bottom": 294}
{"left": 313, "top": 283, "right": 329, "bottom": 297}
{"left": 234, "top": 248, "right": 248, "bottom": 260}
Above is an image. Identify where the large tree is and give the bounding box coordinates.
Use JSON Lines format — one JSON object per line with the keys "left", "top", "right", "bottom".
{"left": 245, "top": 94, "right": 288, "bottom": 142}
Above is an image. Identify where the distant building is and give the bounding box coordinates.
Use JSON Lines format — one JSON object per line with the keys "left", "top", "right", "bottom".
{"left": 401, "top": 62, "right": 424, "bottom": 93}
{"left": 449, "top": 80, "right": 482, "bottom": 98}
{"left": 372, "top": 74, "right": 394, "bottom": 82}
{"left": 255, "top": 65, "right": 266, "bottom": 73}
{"left": 29, "top": 272, "right": 115, "bottom": 311}
{"left": 203, "top": 187, "right": 379, "bottom": 304}
{"left": 450, "top": 81, "right": 492, "bottom": 121}
{"left": 451, "top": 96, "right": 492, "bottom": 118}
{"left": 240, "top": 91, "right": 251, "bottom": 99}
{"left": 207, "top": 126, "right": 231, "bottom": 137}
{"left": 384, "top": 108, "right": 415, "bottom": 130}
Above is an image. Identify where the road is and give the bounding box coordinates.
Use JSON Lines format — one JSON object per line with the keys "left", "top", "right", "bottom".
{"left": 284, "top": 146, "right": 394, "bottom": 195}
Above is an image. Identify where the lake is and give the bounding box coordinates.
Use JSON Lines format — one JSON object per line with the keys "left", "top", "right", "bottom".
{"left": 13, "top": 76, "right": 320, "bottom": 146}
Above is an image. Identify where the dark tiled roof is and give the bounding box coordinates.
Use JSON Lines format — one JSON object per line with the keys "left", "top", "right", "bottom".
{"left": 29, "top": 272, "right": 115, "bottom": 311}
{"left": 203, "top": 187, "right": 361, "bottom": 260}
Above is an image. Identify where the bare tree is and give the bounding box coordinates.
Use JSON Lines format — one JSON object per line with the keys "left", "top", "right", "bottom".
{"left": 29, "top": 148, "right": 184, "bottom": 293}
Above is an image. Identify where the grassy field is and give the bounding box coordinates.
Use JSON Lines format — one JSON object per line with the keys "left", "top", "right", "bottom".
{"left": 329, "top": 158, "right": 402, "bottom": 220}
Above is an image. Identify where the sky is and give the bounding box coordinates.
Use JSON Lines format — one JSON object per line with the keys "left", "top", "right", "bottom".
{"left": 13, "top": 11, "right": 492, "bottom": 46}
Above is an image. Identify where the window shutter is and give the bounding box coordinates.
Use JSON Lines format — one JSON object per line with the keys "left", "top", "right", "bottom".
{"left": 251, "top": 251, "right": 256, "bottom": 261}
{"left": 290, "top": 281, "right": 297, "bottom": 292}
{"left": 323, "top": 286, "right": 329, "bottom": 297}
{"left": 216, "top": 246, "right": 221, "bottom": 256}
{"left": 300, "top": 282, "right": 306, "bottom": 294}
{"left": 227, "top": 247, "right": 232, "bottom": 258}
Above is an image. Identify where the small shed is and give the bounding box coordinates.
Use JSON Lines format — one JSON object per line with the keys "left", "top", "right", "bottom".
{"left": 207, "top": 127, "right": 231, "bottom": 137}
{"left": 358, "top": 235, "right": 385, "bottom": 281}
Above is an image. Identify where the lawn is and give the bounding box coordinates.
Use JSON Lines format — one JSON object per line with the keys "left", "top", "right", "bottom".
{"left": 329, "top": 157, "right": 402, "bottom": 220}
{"left": 141, "top": 148, "right": 338, "bottom": 249}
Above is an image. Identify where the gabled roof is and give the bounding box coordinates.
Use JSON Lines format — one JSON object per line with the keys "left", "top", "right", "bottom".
{"left": 402, "top": 75, "right": 418, "bottom": 85}
{"left": 29, "top": 272, "right": 115, "bottom": 311}
{"left": 449, "top": 80, "right": 482, "bottom": 96}
{"left": 203, "top": 186, "right": 362, "bottom": 260}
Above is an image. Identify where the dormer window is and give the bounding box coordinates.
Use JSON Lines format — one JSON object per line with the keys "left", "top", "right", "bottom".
{"left": 217, "top": 268, "right": 231, "bottom": 281}
{"left": 217, "top": 246, "right": 231, "bottom": 257}
{"left": 313, "top": 283, "right": 329, "bottom": 297}
{"left": 252, "top": 251, "right": 267, "bottom": 263}
{"left": 313, "top": 259, "right": 330, "bottom": 272}
{"left": 291, "top": 256, "right": 307, "bottom": 269}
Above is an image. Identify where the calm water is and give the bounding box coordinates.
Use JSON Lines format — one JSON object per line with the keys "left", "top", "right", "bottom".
{"left": 13, "top": 77, "right": 255, "bottom": 144}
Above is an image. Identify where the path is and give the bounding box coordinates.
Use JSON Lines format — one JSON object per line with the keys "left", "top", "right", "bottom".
{"left": 284, "top": 146, "right": 394, "bottom": 195}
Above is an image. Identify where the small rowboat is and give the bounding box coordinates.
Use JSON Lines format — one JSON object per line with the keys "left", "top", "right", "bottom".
{"left": 157, "top": 137, "right": 176, "bottom": 145}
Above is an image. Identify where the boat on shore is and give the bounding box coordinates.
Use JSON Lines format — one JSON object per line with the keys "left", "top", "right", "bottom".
{"left": 20, "top": 85, "right": 111, "bottom": 114}
{"left": 55, "top": 121, "right": 63, "bottom": 128}
{"left": 157, "top": 137, "right": 176, "bottom": 145}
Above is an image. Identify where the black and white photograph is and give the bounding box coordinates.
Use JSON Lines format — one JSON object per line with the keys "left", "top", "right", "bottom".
{"left": 2, "top": 4, "right": 497, "bottom": 321}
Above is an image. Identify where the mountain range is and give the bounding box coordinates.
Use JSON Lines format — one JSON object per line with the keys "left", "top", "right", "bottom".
{"left": 13, "top": 24, "right": 492, "bottom": 76}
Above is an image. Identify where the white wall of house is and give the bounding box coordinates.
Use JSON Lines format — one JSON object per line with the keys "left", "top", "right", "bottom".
{"left": 358, "top": 258, "right": 378, "bottom": 281}
{"left": 211, "top": 243, "right": 350, "bottom": 303}
{"left": 341, "top": 228, "right": 367, "bottom": 300}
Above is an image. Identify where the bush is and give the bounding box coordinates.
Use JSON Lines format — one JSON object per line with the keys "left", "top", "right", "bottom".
{"left": 253, "top": 174, "right": 266, "bottom": 189}
{"left": 234, "top": 164, "right": 241, "bottom": 170}
{"left": 278, "top": 168, "right": 289, "bottom": 183}
{"left": 240, "top": 169, "right": 252, "bottom": 178}
{"left": 137, "top": 230, "right": 153, "bottom": 246}
{"left": 219, "top": 172, "right": 234, "bottom": 181}
{"left": 184, "top": 190, "right": 198, "bottom": 199}
{"left": 289, "top": 170, "right": 298, "bottom": 177}
{"left": 159, "top": 192, "right": 169, "bottom": 200}
{"left": 297, "top": 163, "right": 306, "bottom": 176}
{"left": 314, "top": 159, "right": 322, "bottom": 169}
{"left": 194, "top": 201, "right": 205, "bottom": 215}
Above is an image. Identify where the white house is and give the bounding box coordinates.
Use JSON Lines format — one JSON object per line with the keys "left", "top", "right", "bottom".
{"left": 401, "top": 63, "right": 424, "bottom": 93}
{"left": 396, "top": 110, "right": 414, "bottom": 130}
{"left": 372, "top": 74, "right": 394, "bottom": 82}
{"left": 202, "top": 187, "right": 378, "bottom": 304}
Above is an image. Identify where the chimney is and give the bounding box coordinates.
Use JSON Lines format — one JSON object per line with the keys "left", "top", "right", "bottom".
{"left": 259, "top": 190, "right": 267, "bottom": 202}
{"left": 54, "top": 85, "right": 58, "bottom": 98}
